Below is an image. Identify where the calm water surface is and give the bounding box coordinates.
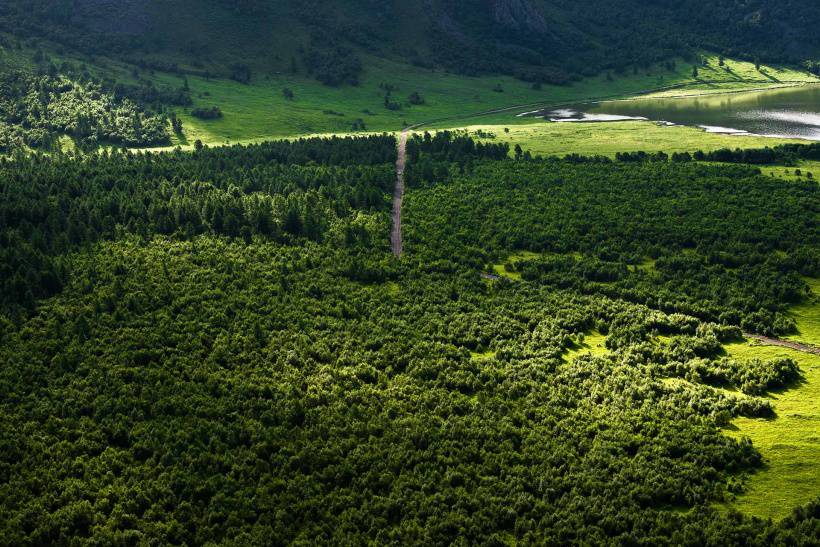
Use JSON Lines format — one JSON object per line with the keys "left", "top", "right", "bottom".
{"left": 537, "top": 85, "right": 820, "bottom": 140}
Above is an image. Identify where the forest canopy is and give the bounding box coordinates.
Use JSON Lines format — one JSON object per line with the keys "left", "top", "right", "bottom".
{"left": 0, "top": 134, "right": 818, "bottom": 544}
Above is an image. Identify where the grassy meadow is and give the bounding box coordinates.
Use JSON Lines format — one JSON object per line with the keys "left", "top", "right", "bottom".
{"left": 162, "top": 56, "right": 687, "bottom": 147}
{"left": 787, "top": 278, "right": 820, "bottom": 347}
{"left": 643, "top": 57, "right": 818, "bottom": 98}
{"left": 6, "top": 40, "right": 817, "bottom": 152}
{"left": 140, "top": 54, "right": 817, "bottom": 149}
{"left": 456, "top": 121, "right": 808, "bottom": 158}
{"left": 425, "top": 56, "right": 819, "bottom": 129}
{"left": 760, "top": 162, "right": 820, "bottom": 181}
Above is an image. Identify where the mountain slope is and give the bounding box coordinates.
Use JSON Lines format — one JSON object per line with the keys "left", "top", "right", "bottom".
{"left": 2, "top": 0, "right": 820, "bottom": 85}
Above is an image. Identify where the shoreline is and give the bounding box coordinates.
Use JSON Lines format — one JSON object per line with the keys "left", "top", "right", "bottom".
{"left": 515, "top": 82, "right": 820, "bottom": 144}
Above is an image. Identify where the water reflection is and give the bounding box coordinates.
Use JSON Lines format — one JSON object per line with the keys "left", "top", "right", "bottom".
{"left": 537, "top": 85, "right": 820, "bottom": 140}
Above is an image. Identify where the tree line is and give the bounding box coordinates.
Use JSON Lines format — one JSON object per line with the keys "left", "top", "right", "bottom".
{"left": 0, "top": 70, "right": 171, "bottom": 151}
{"left": 0, "top": 135, "right": 397, "bottom": 315}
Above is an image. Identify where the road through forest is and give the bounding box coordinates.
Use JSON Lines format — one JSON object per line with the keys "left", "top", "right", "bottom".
{"left": 391, "top": 128, "right": 408, "bottom": 257}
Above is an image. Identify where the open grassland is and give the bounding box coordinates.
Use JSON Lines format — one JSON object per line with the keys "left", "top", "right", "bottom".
{"left": 642, "top": 57, "right": 818, "bottom": 99}
{"left": 456, "top": 121, "right": 807, "bottom": 158}
{"left": 491, "top": 251, "right": 541, "bottom": 281}
{"left": 787, "top": 278, "right": 820, "bottom": 349}
{"left": 722, "top": 343, "right": 820, "bottom": 520}
{"left": 722, "top": 282, "right": 820, "bottom": 520}
{"left": 7, "top": 41, "right": 817, "bottom": 150}
{"left": 164, "top": 56, "right": 704, "bottom": 147}
{"left": 74, "top": 50, "right": 813, "bottom": 148}
{"left": 760, "top": 162, "right": 820, "bottom": 181}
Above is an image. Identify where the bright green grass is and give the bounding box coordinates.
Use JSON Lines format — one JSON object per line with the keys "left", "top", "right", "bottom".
{"left": 721, "top": 299, "right": 820, "bottom": 520}
{"left": 134, "top": 53, "right": 815, "bottom": 148}
{"left": 459, "top": 121, "right": 808, "bottom": 158}
{"left": 470, "top": 349, "right": 496, "bottom": 361}
{"left": 491, "top": 263, "right": 522, "bottom": 281}
{"left": 722, "top": 343, "right": 820, "bottom": 520}
{"left": 642, "top": 56, "right": 818, "bottom": 99}
{"left": 12, "top": 41, "right": 819, "bottom": 149}
{"left": 760, "top": 162, "right": 820, "bottom": 182}
{"left": 786, "top": 278, "right": 820, "bottom": 349}
{"left": 655, "top": 334, "right": 674, "bottom": 346}
{"left": 635, "top": 258, "right": 657, "bottom": 273}
{"left": 425, "top": 55, "right": 819, "bottom": 130}
{"left": 165, "top": 54, "right": 695, "bottom": 148}
{"left": 491, "top": 251, "right": 541, "bottom": 281}
{"left": 716, "top": 278, "right": 819, "bottom": 519}
{"left": 563, "top": 330, "right": 609, "bottom": 363}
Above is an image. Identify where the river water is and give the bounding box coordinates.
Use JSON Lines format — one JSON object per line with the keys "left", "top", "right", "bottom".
{"left": 535, "top": 85, "right": 820, "bottom": 141}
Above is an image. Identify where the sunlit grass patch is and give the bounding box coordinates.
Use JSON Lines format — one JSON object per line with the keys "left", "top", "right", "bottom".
{"left": 464, "top": 120, "right": 807, "bottom": 159}
{"left": 760, "top": 162, "right": 820, "bottom": 182}
{"left": 641, "top": 55, "right": 818, "bottom": 99}
{"left": 490, "top": 251, "right": 542, "bottom": 281}
{"left": 635, "top": 258, "right": 657, "bottom": 273}
{"left": 722, "top": 340, "right": 820, "bottom": 520}
{"left": 786, "top": 277, "right": 820, "bottom": 349}
{"left": 470, "top": 349, "right": 496, "bottom": 361}
{"left": 563, "top": 330, "right": 609, "bottom": 362}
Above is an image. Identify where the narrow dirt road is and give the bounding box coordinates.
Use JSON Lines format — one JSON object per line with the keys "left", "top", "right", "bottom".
{"left": 743, "top": 333, "right": 820, "bottom": 355}
{"left": 391, "top": 129, "right": 408, "bottom": 257}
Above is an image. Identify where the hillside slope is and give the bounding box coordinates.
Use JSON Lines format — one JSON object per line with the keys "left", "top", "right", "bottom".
{"left": 3, "top": 0, "right": 820, "bottom": 85}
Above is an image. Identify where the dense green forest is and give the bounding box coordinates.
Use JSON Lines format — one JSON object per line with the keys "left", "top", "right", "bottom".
{"left": 1, "top": 134, "right": 819, "bottom": 544}
{"left": 406, "top": 133, "right": 819, "bottom": 335}
{"left": 0, "top": 70, "right": 172, "bottom": 150}
{"left": 0, "top": 45, "right": 197, "bottom": 152}
{"left": 2, "top": 1, "right": 819, "bottom": 86}
{"left": 1, "top": 1, "right": 819, "bottom": 542}
{"left": 0, "top": 135, "right": 396, "bottom": 314}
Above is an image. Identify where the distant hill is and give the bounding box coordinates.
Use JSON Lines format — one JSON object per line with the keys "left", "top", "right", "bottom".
{"left": 2, "top": 0, "right": 820, "bottom": 85}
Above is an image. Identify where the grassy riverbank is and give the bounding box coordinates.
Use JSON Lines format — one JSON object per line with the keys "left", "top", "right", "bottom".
{"left": 456, "top": 121, "right": 808, "bottom": 158}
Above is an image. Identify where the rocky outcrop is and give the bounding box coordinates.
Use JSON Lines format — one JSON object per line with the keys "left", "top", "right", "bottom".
{"left": 492, "top": 0, "right": 548, "bottom": 34}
